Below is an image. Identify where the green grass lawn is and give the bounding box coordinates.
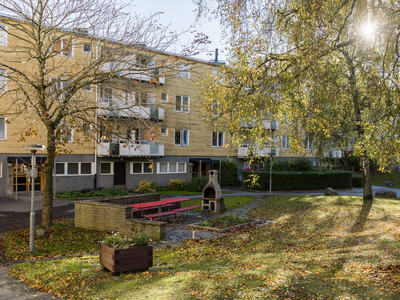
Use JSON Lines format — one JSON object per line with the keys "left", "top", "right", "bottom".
{"left": 371, "top": 171, "right": 400, "bottom": 188}
{"left": 183, "top": 195, "right": 256, "bottom": 212}
{"left": 157, "top": 190, "right": 233, "bottom": 196}
{"left": 8, "top": 195, "right": 400, "bottom": 299}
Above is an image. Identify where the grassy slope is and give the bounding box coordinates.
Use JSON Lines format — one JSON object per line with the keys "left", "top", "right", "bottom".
{"left": 9, "top": 195, "right": 400, "bottom": 299}
{"left": 371, "top": 172, "right": 400, "bottom": 189}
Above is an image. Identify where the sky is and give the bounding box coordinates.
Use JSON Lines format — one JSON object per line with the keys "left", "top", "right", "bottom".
{"left": 131, "top": 0, "right": 226, "bottom": 62}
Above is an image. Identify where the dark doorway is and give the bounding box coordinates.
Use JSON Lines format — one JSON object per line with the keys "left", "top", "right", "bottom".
{"left": 114, "top": 162, "right": 126, "bottom": 186}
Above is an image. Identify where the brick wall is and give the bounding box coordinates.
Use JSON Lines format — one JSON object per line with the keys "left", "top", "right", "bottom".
{"left": 74, "top": 193, "right": 167, "bottom": 241}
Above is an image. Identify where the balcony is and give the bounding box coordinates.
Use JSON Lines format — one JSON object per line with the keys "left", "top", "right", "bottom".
{"left": 97, "top": 139, "right": 164, "bottom": 157}
{"left": 238, "top": 145, "right": 280, "bottom": 158}
{"left": 99, "top": 104, "right": 164, "bottom": 121}
{"left": 241, "top": 119, "right": 279, "bottom": 130}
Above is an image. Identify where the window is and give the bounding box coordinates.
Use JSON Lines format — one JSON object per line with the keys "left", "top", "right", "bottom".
{"left": 160, "top": 128, "right": 168, "bottom": 136}
{"left": 82, "top": 84, "right": 92, "bottom": 92}
{"left": 100, "top": 162, "right": 113, "bottom": 175}
{"left": 57, "top": 125, "right": 73, "bottom": 143}
{"left": 52, "top": 38, "right": 73, "bottom": 57}
{"left": 125, "top": 91, "right": 135, "bottom": 105}
{"left": 157, "top": 162, "right": 186, "bottom": 174}
{"left": 55, "top": 162, "right": 93, "bottom": 175}
{"left": 174, "top": 129, "right": 189, "bottom": 146}
{"left": 82, "top": 122, "right": 92, "bottom": 136}
{"left": 0, "top": 25, "right": 7, "bottom": 46}
{"left": 212, "top": 100, "right": 219, "bottom": 116}
{"left": 212, "top": 132, "right": 224, "bottom": 147}
{"left": 305, "top": 137, "right": 312, "bottom": 150}
{"left": 282, "top": 136, "right": 290, "bottom": 149}
{"left": 0, "top": 117, "right": 6, "bottom": 140}
{"left": 50, "top": 78, "right": 71, "bottom": 99}
{"left": 0, "top": 69, "right": 7, "bottom": 93}
{"left": 100, "top": 87, "right": 112, "bottom": 104}
{"left": 131, "top": 162, "right": 153, "bottom": 174}
{"left": 175, "top": 63, "right": 190, "bottom": 79}
{"left": 175, "top": 95, "right": 189, "bottom": 112}
{"left": 83, "top": 44, "right": 91, "bottom": 53}
{"left": 161, "top": 93, "right": 168, "bottom": 102}
{"left": 135, "top": 93, "right": 148, "bottom": 105}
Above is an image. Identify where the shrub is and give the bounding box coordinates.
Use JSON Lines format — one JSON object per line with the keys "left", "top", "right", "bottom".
{"left": 242, "top": 170, "right": 353, "bottom": 191}
{"left": 272, "top": 158, "right": 312, "bottom": 172}
{"left": 215, "top": 160, "right": 238, "bottom": 187}
{"left": 168, "top": 179, "right": 186, "bottom": 191}
{"left": 135, "top": 180, "right": 156, "bottom": 193}
{"left": 56, "top": 188, "right": 127, "bottom": 198}
{"left": 352, "top": 175, "right": 363, "bottom": 187}
{"left": 132, "top": 233, "right": 151, "bottom": 246}
{"left": 342, "top": 151, "right": 379, "bottom": 173}
{"left": 187, "top": 176, "right": 209, "bottom": 192}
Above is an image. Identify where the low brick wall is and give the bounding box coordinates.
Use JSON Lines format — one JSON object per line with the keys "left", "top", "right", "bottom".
{"left": 74, "top": 193, "right": 167, "bottom": 241}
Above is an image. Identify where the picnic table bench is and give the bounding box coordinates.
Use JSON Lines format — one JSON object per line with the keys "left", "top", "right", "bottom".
{"left": 129, "top": 198, "right": 201, "bottom": 220}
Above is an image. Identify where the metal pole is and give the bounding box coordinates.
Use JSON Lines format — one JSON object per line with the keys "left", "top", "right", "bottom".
{"left": 269, "top": 131, "right": 274, "bottom": 195}
{"left": 29, "top": 151, "right": 36, "bottom": 253}
{"left": 15, "top": 159, "right": 18, "bottom": 200}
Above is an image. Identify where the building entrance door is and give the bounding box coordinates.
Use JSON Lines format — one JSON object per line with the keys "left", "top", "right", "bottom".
{"left": 114, "top": 162, "right": 126, "bottom": 186}
{"left": 13, "top": 162, "right": 43, "bottom": 192}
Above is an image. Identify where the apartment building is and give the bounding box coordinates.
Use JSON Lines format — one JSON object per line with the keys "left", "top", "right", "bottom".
{"left": 0, "top": 15, "right": 323, "bottom": 197}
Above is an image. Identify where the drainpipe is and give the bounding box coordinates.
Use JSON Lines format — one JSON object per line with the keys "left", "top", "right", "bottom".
{"left": 15, "top": 159, "right": 17, "bottom": 200}
{"left": 94, "top": 39, "right": 100, "bottom": 188}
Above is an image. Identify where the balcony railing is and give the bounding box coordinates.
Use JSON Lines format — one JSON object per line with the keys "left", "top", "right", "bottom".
{"left": 99, "top": 104, "right": 164, "bottom": 120}
{"left": 324, "top": 149, "right": 342, "bottom": 159}
{"left": 238, "top": 145, "right": 280, "bottom": 158}
{"left": 97, "top": 139, "right": 164, "bottom": 157}
{"left": 241, "top": 120, "right": 279, "bottom": 130}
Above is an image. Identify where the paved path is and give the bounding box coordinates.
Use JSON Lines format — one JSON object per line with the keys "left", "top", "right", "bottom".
{"left": 1, "top": 186, "right": 400, "bottom": 299}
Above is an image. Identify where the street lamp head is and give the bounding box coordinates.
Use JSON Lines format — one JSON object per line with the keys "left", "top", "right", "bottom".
{"left": 23, "top": 144, "right": 45, "bottom": 153}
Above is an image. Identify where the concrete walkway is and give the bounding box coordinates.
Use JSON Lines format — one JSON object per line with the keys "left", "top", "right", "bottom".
{"left": 1, "top": 186, "right": 400, "bottom": 299}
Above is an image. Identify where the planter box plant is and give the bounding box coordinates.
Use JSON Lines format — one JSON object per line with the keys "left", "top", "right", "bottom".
{"left": 99, "top": 233, "right": 153, "bottom": 275}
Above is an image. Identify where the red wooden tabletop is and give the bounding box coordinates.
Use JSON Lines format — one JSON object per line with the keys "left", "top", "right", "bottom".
{"left": 129, "top": 198, "right": 191, "bottom": 209}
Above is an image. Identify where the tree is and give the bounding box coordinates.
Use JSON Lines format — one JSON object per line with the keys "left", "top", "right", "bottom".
{"left": 0, "top": 0, "right": 201, "bottom": 226}
{"left": 195, "top": 0, "right": 400, "bottom": 206}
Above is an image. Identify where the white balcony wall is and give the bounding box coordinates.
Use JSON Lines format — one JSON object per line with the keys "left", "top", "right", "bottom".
{"left": 97, "top": 140, "right": 164, "bottom": 157}
{"left": 238, "top": 145, "right": 280, "bottom": 158}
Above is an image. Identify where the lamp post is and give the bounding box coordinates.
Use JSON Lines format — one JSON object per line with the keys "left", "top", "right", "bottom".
{"left": 23, "top": 144, "right": 45, "bottom": 253}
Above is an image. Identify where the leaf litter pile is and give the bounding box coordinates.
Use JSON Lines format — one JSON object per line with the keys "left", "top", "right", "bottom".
{"left": 8, "top": 195, "right": 400, "bottom": 299}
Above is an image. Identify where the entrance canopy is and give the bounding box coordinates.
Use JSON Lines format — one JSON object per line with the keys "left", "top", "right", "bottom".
{"left": 7, "top": 156, "right": 47, "bottom": 164}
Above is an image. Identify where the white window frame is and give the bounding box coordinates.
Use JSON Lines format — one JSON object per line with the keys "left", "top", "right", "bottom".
{"left": 52, "top": 37, "right": 73, "bottom": 57}
{"left": 174, "top": 129, "right": 189, "bottom": 146}
{"left": 55, "top": 162, "right": 94, "bottom": 176}
{"left": 0, "top": 25, "right": 7, "bottom": 46}
{"left": 0, "top": 116, "right": 7, "bottom": 140}
{"left": 212, "top": 131, "right": 224, "bottom": 147}
{"left": 0, "top": 69, "right": 7, "bottom": 93}
{"left": 0, "top": 162, "right": 2, "bottom": 177}
{"left": 161, "top": 92, "right": 168, "bottom": 102}
{"left": 130, "top": 162, "right": 153, "bottom": 174}
{"left": 160, "top": 128, "right": 168, "bottom": 136}
{"left": 82, "top": 84, "right": 92, "bottom": 92}
{"left": 157, "top": 162, "right": 187, "bottom": 174}
{"left": 175, "top": 95, "right": 190, "bottom": 112}
{"left": 282, "top": 136, "right": 290, "bottom": 149}
{"left": 100, "top": 87, "right": 112, "bottom": 104}
{"left": 175, "top": 63, "right": 190, "bottom": 79}
{"left": 57, "top": 123, "right": 73, "bottom": 143}
{"left": 83, "top": 43, "right": 91, "bottom": 53}
{"left": 100, "top": 162, "right": 114, "bottom": 175}
{"left": 212, "top": 100, "right": 219, "bottom": 116}
{"left": 305, "top": 137, "right": 312, "bottom": 150}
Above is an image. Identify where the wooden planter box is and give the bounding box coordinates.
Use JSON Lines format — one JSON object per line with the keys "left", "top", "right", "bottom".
{"left": 99, "top": 243, "right": 153, "bottom": 274}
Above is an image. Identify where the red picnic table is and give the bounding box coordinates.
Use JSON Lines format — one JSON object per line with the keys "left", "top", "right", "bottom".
{"left": 129, "top": 198, "right": 201, "bottom": 219}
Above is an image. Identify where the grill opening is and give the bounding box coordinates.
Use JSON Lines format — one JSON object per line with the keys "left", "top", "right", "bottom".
{"left": 203, "top": 187, "right": 216, "bottom": 199}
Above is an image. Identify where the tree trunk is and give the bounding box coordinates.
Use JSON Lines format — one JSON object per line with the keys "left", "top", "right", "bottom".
{"left": 360, "top": 151, "right": 373, "bottom": 201}
{"left": 41, "top": 128, "right": 56, "bottom": 226}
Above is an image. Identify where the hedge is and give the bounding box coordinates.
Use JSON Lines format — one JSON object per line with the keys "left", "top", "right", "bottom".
{"left": 242, "top": 170, "right": 353, "bottom": 191}
{"left": 352, "top": 175, "right": 363, "bottom": 187}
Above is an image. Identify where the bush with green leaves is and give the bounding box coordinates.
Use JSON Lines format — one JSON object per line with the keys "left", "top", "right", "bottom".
{"left": 168, "top": 179, "right": 186, "bottom": 191}
{"left": 272, "top": 158, "right": 312, "bottom": 172}
{"left": 132, "top": 233, "right": 151, "bottom": 246}
{"left": 135, "top": 180, "right": 157, "bottom": 193}
{"left": 56, "top": 188, "right": 128, "bottom": 199}
{"left": 352, "top": 175, "right": 363, "bottom": 187}
{"left": 215, "top": 160, "right": 238, "bottom": 187}
{"left": 342, "top": 151, "right": 379, "bottom": 173}
{"left": 187, "top": 176, "right": 209, "bottom": 192}
{"left": 101, "top": 232, "right": 151, "bottom": 248}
